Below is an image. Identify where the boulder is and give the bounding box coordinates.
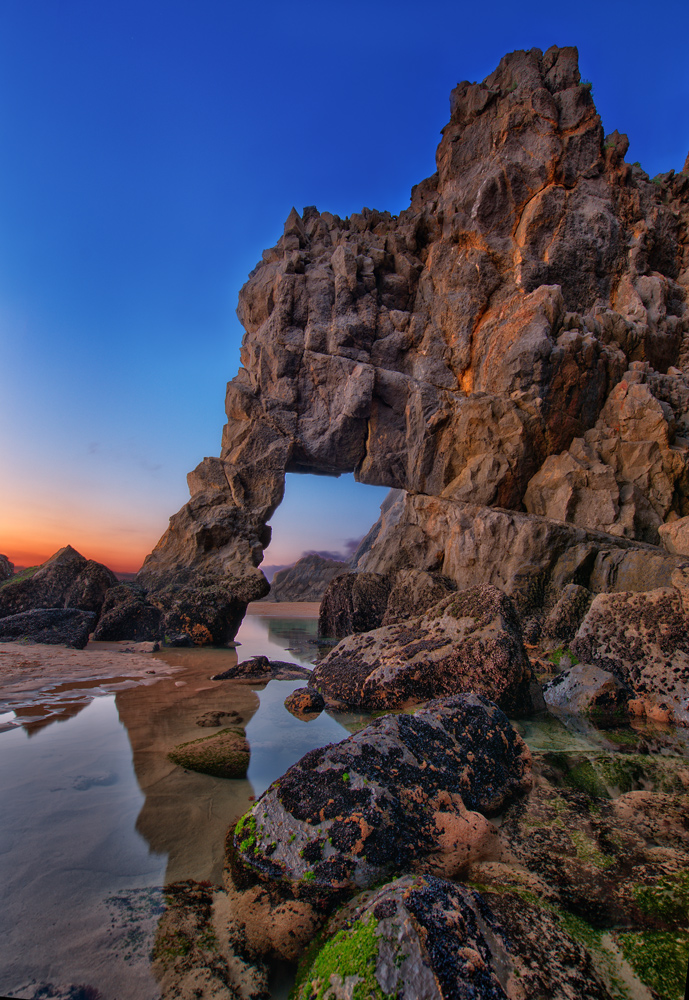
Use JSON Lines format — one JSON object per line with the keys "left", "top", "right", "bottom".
{"left": 543, "top": 662, "right": 630, "bottom": 721}
{"left": 0, "top": 554, "right": 13, "bottom": 581}
{"left": 571, "top": 588, "right": 689, "bottom": 725}
{"left": 293, "top": 874, "right": 613, "bottom": 1000}
{"left": 317, "top": 572, "right": 391, "bottom": 639}
{"left": 659, "top": 515, "right": 689, "bottom": 555}
{"left": 167, "top": 727, "right": 250, "bottom": 779}
{"left": 159, "top": 583, "right": 246, "bottom": 646}
{"left": 381, "top": 568, "right": 457, "bottom": 625}
{"left": 311, "top": 586, "right": 536, "bottom": 714}
{"left": 211, "top": 655, "right": 311, "bottom": 681}
{"left": 0, "top": 545, "right": 117, "bottom": 620}
{"left": 284, "top": 687, "right": 325, "bottom": 717}
{"left": 92, "top": 584, "right": 162, "bottom": 641}
{"left": 270, "top": 554, "right": 346, "bottom": 602}
{"left": 0, "top": 608, "right": 96, "bottom": 649}
{"left": 231, "top": 694, "right": 531, "bottom": 895}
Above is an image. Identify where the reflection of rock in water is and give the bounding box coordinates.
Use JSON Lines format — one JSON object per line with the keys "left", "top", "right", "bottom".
{"left": 114, "top": 648, "right": 261, "bottom": 885}
{"left": 264, "top": 618, "right": 318, "bottom": 663}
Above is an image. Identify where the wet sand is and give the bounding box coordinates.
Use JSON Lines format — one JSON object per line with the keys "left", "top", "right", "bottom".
{"left": 246, "top": 601, "right": 320, "bottom": 617}
{"left": 0, "top": 641, "right": 181, "bottom": 730}
{"left": 0, "top": 602, "right": 320, "bottom": 731}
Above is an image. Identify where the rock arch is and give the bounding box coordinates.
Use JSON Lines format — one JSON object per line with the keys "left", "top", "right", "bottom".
{"left": 139, "top": 45, "right": 689, "bottom": 639}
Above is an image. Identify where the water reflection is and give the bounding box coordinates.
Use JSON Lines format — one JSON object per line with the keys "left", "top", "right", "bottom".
{"left": 3, "top": 605, "right": 687, "bottom": 1000}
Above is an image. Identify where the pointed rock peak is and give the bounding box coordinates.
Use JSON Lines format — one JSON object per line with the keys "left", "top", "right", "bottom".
{"left": 684, "top": 150, "right": 689, "bottom": 175}
{"left": 42, "top": 545, "right": 87, "bottom": 567}
{"left": 605, "top": 130, "right": 630, "bottom": 160}
{"left": 283, "top": 206, "right": 305, "bottom": 238}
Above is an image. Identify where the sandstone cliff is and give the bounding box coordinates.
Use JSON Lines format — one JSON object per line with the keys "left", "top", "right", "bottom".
{"left": 139, "top": 45, "right": 689, "bottom": 638}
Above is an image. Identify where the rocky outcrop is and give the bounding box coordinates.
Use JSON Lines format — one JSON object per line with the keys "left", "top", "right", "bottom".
{"left": 140, "top": 45, "right": 689, "bottom": 642}
{"left": 284, "top": 687, "right": 325, "bottom": 717}
{"left": 0, "top": 555, "right": 13, "bottom": 581}
{"left": 317, "top": 571, "right": 391, "bottom": 638}
{"left": 311, "top": 586, "right": 536, "bottom": 713}
{"left": 350, "top": 491, "right": 683, "bottom": 619}
{"left": 270, "top": 553, "right": 346, "bottom": 601}
{"left": 93, "top": 584, "right": 162, "bottom": 641}
{"left": 210, "top": 654, "right": 311, "bottom": 681}
{"left": 543, "top": 662, "right": 630, "bottom": 720}
{"left": 0, "top": 546, "right": 117, "bottom": 621}
{"left": 570, "top": 583, "right": 689, "bottom": 725}
{"left": 168, "top": 728, "right": 250, "bottom": 779}
{"left": 231, "top": 694, "right": 531, "bottom": 896}
{"left": 0, "top": 608, "right": 96, "bottom": 648}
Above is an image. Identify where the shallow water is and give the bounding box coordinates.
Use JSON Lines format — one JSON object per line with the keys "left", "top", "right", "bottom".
{"left": 1, "top": 612, "right": 687, "bottom": 999}
{"left": 0, "top": 611, "right": 350, "bottom": 1000}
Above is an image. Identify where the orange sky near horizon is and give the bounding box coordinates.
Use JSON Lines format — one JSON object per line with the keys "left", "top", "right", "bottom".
{"left": 2, "top": 530, "right": 160, "bottom": 574}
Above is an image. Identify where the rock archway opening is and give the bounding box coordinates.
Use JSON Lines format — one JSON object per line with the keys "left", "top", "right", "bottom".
{"left": 260, "top": 472, "right": 391, "bottom": 600}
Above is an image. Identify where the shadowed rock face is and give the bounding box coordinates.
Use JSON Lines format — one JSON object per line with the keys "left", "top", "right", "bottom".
{"left": 139, "top": 45, "right": 689, "bottom": 638}
{"left": 0, "top": 545, "right": 117, "bottom": 621}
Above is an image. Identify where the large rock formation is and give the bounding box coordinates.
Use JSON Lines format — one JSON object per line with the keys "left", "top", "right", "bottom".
{"left": 140, "top": 45, "right": 689, "bottom": 640}
{"left": 231, "top": 695, "right": 531, "bottom": 896}
{"left": 0, "top": 545, "right": 117, "bottom": 621}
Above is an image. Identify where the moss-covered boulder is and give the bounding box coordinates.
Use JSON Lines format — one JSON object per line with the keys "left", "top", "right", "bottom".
{"left": 168, "top": 727, "right": 250, "bottom": 779}
{"left": 232, "top": 694, "right": 531, "bottom": 897}
{"left": 292, "top": 874, "right": 614, "bottom": 1000}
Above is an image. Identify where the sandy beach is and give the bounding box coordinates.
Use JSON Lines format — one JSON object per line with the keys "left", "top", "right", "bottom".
{"left": 0, "top": 603, "right": 321, "bottom": 730}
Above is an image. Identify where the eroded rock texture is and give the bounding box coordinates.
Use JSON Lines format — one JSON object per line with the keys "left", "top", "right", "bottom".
{"left": 231, "top": 695, "right": 531, "bottom": 896}
{"left": 140, "top": 45, "right": 689, "bottom": 639}
{"left": 310, "top": 586, "right": 535, "bottom": 713}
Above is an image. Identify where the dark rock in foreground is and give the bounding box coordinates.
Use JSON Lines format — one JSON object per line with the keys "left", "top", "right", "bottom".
{"left": 168, "top": 728, "right": 250, "bottom": 779}
{"left": 311, "top": 585, "right": 537, "bottom": 714}
{"left": 0, "top": 545, "right": 117, "bottom": 620}
{"left": 293, "top": 874, "right": 613, "bottom": 1000}
{"left": 232, "top": 694, "right": 531, "bottom": 895}
{"left": 211, "top": 655, "right": 311, "bottom": 682}
{"left": 0, "top": 608, "right": 96, "bottom": 649}
{"left": 93, "top": 583, "right": 162, "bottom": 641}
{"left": 0, "top": 554, "right": 14, "bottom": 581}
{"left": 271, "top": 553, "right": 346, "bottom": 602}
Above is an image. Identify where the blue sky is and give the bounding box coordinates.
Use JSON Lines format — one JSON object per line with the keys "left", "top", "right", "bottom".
{"left": 1, "top": 0, "right": 687, "bottom": 571}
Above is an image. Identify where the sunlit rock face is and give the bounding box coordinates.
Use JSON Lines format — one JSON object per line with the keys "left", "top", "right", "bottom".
{"left": 140, "top": 45, "right": 689, "bottom": 637}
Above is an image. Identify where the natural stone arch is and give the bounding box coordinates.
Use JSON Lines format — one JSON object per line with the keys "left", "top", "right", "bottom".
{"left": 139, "top": 45, "right": 689, "bottom": 641}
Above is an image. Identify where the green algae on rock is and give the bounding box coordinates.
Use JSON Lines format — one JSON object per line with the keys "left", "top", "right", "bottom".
{"left": 292, "top": 875, "right": 615, "bottom": 1000}
{"left": 168, "top": 727, "right": 250, "bottom": 779}
{"left": 232, "top": 695, "right": 531, "bottom": 897}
